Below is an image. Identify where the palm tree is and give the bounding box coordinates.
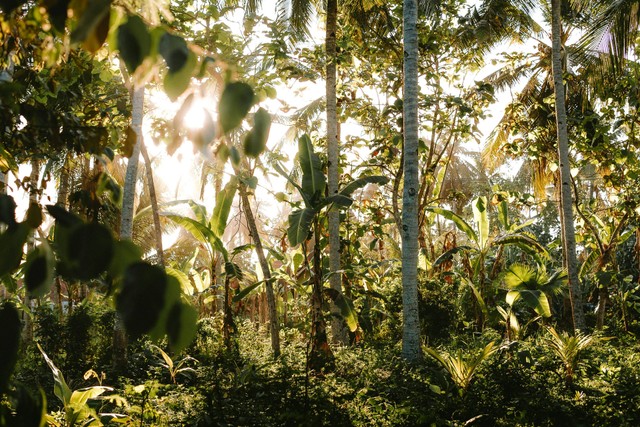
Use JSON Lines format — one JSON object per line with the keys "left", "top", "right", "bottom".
{"left": 325, "top": 0, "right": 349, "bottom": 346}
{"left": 551, "top": 0, "right": 586, "bottom": 331}
{"left": 114, "top": 85, "right": 143, "bottom": 371}
{"left": 471, "top": 0, "right": 593, "bottom": 331}
{"left": 401, "top": 0, "right": 421, "bottom": 363}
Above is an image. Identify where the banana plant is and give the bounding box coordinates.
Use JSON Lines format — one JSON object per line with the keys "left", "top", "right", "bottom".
{"left": 38, "top": 343, "right": 127, "bottom": 426}
{"left": 428, "top": 195, "right": 548, "bottom": 327}
{"left": 577, "top": 210, "right": 633, "bottom": 330}
{"left": 275, "top": 134, "right": 389, "bottom": 371}
{"left": 160, "top": 179, "right": 243, "bottom": 351}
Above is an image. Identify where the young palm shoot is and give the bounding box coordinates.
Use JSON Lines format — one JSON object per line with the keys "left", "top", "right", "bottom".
{"left": 545, "top": 327, "right": 596, "bottom": 384}
{"left": 425, "top": 341, "right": 497, "bottom": 395}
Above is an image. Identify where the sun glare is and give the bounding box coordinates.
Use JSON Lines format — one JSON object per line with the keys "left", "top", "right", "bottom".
{"left": 183, "top": 101, "right": 208, "bottom": 130}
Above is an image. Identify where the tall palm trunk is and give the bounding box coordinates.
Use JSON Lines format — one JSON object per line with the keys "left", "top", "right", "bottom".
{"left": 550, "top": 0, "right": 586, "bottom": 331}
{"left": 120, "top": 86, "right": 144, "bottom": 240}
{"left": 401, "top": 0, "right": 421, "bottom": 362}
{"left": 139, "top": 141, "right": 164, "bottom": 266}
{"left": 326, "top": 0, "right": 349, "bottom": 346}
{"left": 114, "top": 85, "right": 144, "bottom": 371}
{"left": 238, "top": 184, "right": 281, "bottom": 357}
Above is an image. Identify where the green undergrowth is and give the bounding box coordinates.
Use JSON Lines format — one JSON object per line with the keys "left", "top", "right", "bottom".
{"left": 12, "top": 306, "right": 640, "bottom": 426}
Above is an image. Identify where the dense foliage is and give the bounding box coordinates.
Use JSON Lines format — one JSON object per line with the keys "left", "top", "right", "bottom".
{"left": 3, "top": 0, "right": 640, "bottom": 425}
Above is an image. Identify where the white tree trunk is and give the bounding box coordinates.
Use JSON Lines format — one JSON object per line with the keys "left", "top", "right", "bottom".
{"left": 120, "top": 86, "right": 144, "bottom": 240}
{"left": 551, "top": 0, "right": 586, "bottom": 331}
{"left": 326, "top": 0, "right": 349, "bottom": 346}
{"left": 114, "top": 85, "right": 143, "bottom": 371}
{"left": 401, "top": 0, "right": 421, "bottom": 362}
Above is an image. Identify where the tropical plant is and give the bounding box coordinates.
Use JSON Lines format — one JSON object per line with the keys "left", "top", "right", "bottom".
{"left": 545, "top": 326, "right": 596, "bottom": 384}
{"left": 425, "top": 341, "right": 497, "bottom": 395}
{"left": 429, "top": 195, "right": 549, "bottom": 327}
{"left": 276, "top": 134, "right": 388, "bottom": 370}
{"left": 38, "top": 343, "right": 127, "bottom": 426}
{"left": 502, "top": 263, "right": 566, "bottom": 319}
{"left": 151, "top": 345, "right": 198, "bottom": 384}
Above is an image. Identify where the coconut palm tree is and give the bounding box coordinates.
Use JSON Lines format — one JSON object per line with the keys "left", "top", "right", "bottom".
{"left": 470, "top": 0, "right": 598, "bottom": 330}
{"left": 401, "top": 0, "right": 421, "bottom": 363}
{"left": 550, "top": 0, "right": 586, "bottom": 330}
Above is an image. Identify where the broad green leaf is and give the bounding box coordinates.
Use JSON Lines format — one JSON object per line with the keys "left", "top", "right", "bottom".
{"left": 232, "top": 281, "right": 263, "bottom": 302}
{"left": 164, "top": 50, "right": 197, "bottom": 101}
{"left": 210, "top": 177, "right": 237, "bottom": 237}
{"left": 225, "top": 261, "right": 243, "bottom": 280}
{"left": 37, "top": 343, "right": 72, "bottom": 406}
{"left": 117, "top": 15, "right": 151, "bottom": 73}
{"left": 116, "top": 262, "right": 168, "bottom": 338}
{"left": 147, "top": 274, "right": 183, "bottom": 344}
{"left": 162, "top": 213, "right": 220, "bottom": 259}
{"left": 497, "top": 200, "right": 509, "bottom": 230}
{"left": 503, "top": 263, "right": 537, "bottom": 289}
{"left": 166, "top": 267, "right": 194, "bottom": 295}
{"left": 287, "top": 208, "right": 316, "bottom": 247}
{"left": 243, "top": 108, "right": 271, "bottom": 158}
{"left": 218, "top": 82, "right": 254, "bottom": 133}
{"left": 25, "top": 202, "right": 43, "bottom": 228}
{"left": 164, "top": 300, "right": 198, "bottom": 353}
{"left": 24, "top": 243, "right": 55, "bottom": 298}
{"left": 0, "top": 194, "right": 17, "bottom": 226}
{"left": 0, "top": 302, "right": 21, "bottom": 394}
{"left": 494, "top": 233, "right": 549, "bottom": 260}
{"left": 319, "top": 194, "right": 353, "bottom": 209}
{"left": 107, "top": 239, "right": 143, "bottom": 278}
{"left": 472, "top": 197, "right": 489, "bottom": 250}
{"left": 66, "top": 223, "right": 114, "bottom": 280}
{"left": 0, "top": 223, "right": 30, "bottom": 277}
{"left": 298, "top": 134, "right": 325, "bottom": 200}
{"left": 159, "top": 32, "right": 189, "bottom": 72}
{"left": 427, "top": 207, "right": 477, "bottom": 245}
{"left": 465, "top": 280, "right": 489, "bottom": 325}
{"left": 46, "top": 204, "right": 82, "bottom": 228}
{"left": 517, "top": 290, "right": 551, "bottom": 317}
{"left": 191, "top": 269, "right": 210, "bottom": 293}
{"left": 576, "top": 254, "right": 594, "bottom": 280}
{"left": 69, "top": 387, "right": 111, "bottom": 407}
{"left": 70, "top": 0, "right": 110, "bottom": 49}
{"left": 325, "top": 289, "right": 358, "bottom": 332}
{"left": 46, "top": 0, "right": 71, "bottom": 33}
{"left": 339, "top": 175, "right": 390, "bottom": 198}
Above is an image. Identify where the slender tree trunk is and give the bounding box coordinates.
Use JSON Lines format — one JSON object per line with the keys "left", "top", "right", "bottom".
{"left": 308, "top": 219, "right": 334, "bottom": 372}
{"left": 0, "top": 170, "right": 6, "bottom": 195}
{"left": 239, "top": 184, "right": 281, "bottom": 357}
{"left": 326, "top": 0, "right": 349, "bottom": 346}
{"left": 22, "top": 160, "right": 40, "bottom": 342}
{"left": 213, "top": 163, "right": 225, "bottom": 312}
{"left": 551, "top": 0, "right": 586, "bottom": 331}
{"left": 0, "top": 169, "right": 5, "bottom": 302}
{"left": 401, "top": 0, "right": 421, "bottom": 362}
{"left": 114, "top": 85, "right": 144, "bottom": 371}
{"left": 120, "top": 86, "right": 144, "bottom": 240}
{"left": 139, "top": 141, "right": 164, "bottom": 267}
